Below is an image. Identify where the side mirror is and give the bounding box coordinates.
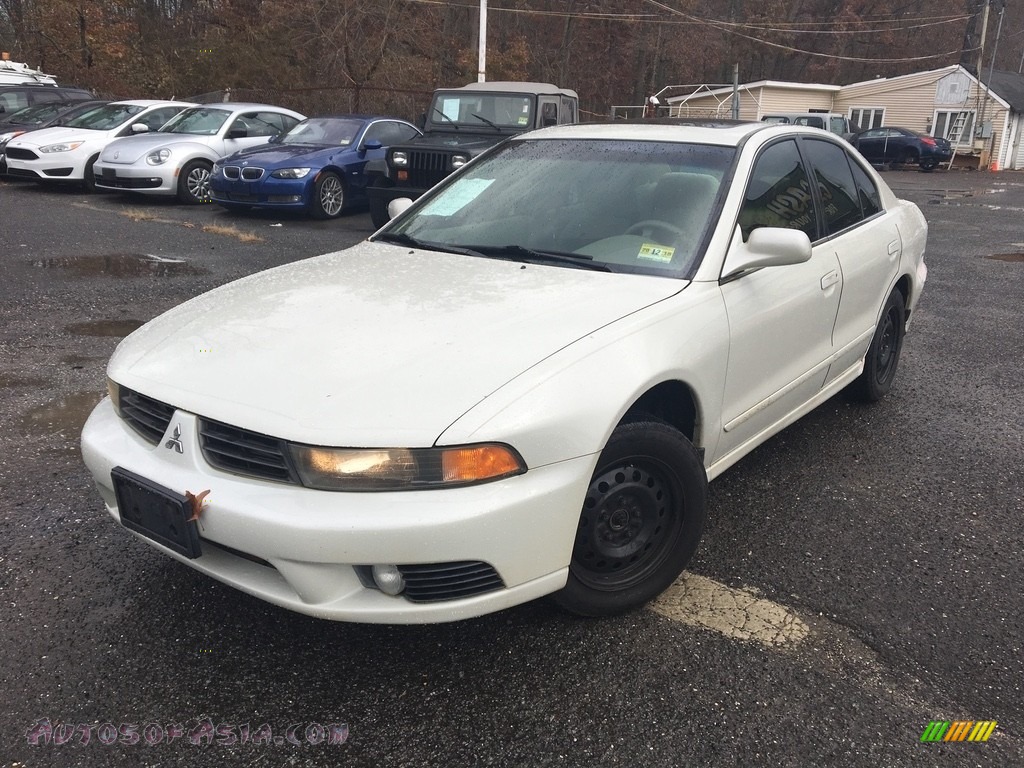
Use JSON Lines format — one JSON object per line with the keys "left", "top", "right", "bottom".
{"left": 416, "top": 113, "right": 426, "bottom": 131}
{"left": 362, "top": 140, "right": 382, "bottom": 151}
{"left": 387, "top": 198, "right": 413, "bottom": 221}
{"left": 130, "top": 123, "right": 149, "bottom": 134}
{"left": 226, "top": 127, "right": 247, "bottom": 140}
{"left": 721, "top": 226, "right": 812, "bottom": 280}
{"left": 267, "top": 132, "right": 282, "bottom": 144}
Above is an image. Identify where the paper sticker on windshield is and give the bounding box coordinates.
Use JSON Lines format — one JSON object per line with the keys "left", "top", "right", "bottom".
{"left": 419, "top": 178, "right": 495, "bottom": 216}
{"left": 517, "top": 116, "right": 529, "bottom": 126}
{"left": 638, "top": 243, "right": 675, "bottom": 263}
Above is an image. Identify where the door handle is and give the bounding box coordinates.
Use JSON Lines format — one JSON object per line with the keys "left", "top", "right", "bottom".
{"left": 820, "top": 270, "right": 839, "bottom": 290}
{"left": 888, "top": 239, "right": 901, "bottom": 255}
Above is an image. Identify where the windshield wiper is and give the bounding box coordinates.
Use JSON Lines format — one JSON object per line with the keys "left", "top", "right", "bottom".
{"left": 373, "top": 231, "right": 485, "bottom": 258}
{"left": 431, "top": 108, "right": 459, "bottom": 129}
{"left": 471, "top": 113, "right": 501, "bottom": 130}
{"left": 466, "top": 244, "right": 612, "bottom": 272}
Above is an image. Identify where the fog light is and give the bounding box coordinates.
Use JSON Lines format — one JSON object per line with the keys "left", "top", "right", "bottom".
{"left": 372, "top": 564, "right": 405, "bottom": 596}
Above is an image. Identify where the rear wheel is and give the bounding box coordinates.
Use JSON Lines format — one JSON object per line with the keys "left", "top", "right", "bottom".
{"left": 851, "top": 289, "right": 906, "bottom": 402}
{"left": 554, "top": 419, "right": 707, "bottom": 617}
{"left": 177, "top": 159, "right": 212, "bottom": 204}
{"left": 310, "top": 171, "right": 345, "bottom": 219}
{"left": 919, "top": 157, "right": 939, "bottom": 172}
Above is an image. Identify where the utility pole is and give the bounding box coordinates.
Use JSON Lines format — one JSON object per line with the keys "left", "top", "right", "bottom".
{"left": 477, "top": 0, "right": 487, "bottom": 83}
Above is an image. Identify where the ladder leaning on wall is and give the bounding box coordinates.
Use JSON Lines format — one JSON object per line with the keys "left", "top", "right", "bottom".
{"left": 945, "top": 111, "right": 971, "bottom": 170}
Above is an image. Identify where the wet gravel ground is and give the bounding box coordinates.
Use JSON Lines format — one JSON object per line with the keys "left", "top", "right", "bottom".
{"left": 1, "top": 171, "right": 1022, "bottom": 767}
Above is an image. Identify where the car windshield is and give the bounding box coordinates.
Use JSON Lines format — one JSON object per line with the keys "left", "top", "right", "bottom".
{"left": 428, "top": 92, "right": 534, "bottom": 130}
{"left": 63, "top": 103, "right": 147, "bottom": 130}
{"left": 3, "top": 103, "right": 62, "bottom": 125}
{"left": 281, "top": 117, "right": 362, "bottom": 146}
{"left": 159, "top": 107, "right": 232, "bottom": 135}
{"left": 382, "top": 138, "right": 735, "bottom": 277}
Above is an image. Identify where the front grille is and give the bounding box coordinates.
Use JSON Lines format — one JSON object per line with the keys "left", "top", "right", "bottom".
{"left": 240, "top": 167, "right": 264, "bottom": 181}
{"left": 223, "top": 166, "right": 240, "bottom": 180}
{"left": 198, "top": 418, "right": 296, "bottom": 483}
{"left": 406, "top": 150, "right": 452, "bottom": 189}
{"left": 398, "top": 561, "right": 505, "bottom": 603}
{"left": 119, "top": 388, "right": 176, "bottom": 445}
{"left": 97, "top": 173, "right": 161, "bottom": 189}
{"left": 5, "top": 147, "right": 38, "bottom": 160}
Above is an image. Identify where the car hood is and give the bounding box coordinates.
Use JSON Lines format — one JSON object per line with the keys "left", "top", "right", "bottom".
{"left": 100, "top": 132, "right": 211, "bottom": 162}
{"left": 399, "top": 132, "right": 506, "bottom": 152}
{"left": 109, "top": 241, "right": 686, "bottom": 446}
{"left": 10, "top": 125, "right": 107, "bottom": 147}
{"left": 222, "top": 143, "right": 343, "bottom": 167}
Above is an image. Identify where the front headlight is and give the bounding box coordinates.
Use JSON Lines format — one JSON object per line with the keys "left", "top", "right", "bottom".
{"left": 40, "top": 141, "right": 84, "bottom": 153}
{"left": 146, "top": 148, "right": 172, "bottom": 165}
{"left": 270, "top": 167, "right": 312, "bottom": 179}
{"left": 451, "top": 154, "right": 469, "bottom": 169}
{"left": 0, "top": 130, "right": 23, "bottom": 147}
{"left": 288, "top": 443, "right": 526, "bottom": 491}
{"left": 390, "top": 151, "right": 408, "bottom": 167}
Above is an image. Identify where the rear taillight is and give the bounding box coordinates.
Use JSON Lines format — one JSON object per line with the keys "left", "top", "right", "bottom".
{"left": 921, "top": 136, "right": 937, "bottom": 146}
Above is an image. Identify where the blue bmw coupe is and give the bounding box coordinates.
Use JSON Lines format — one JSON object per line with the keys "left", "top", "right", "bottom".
{"left": 210, "top": 115, "right": 420, "bottom": 218}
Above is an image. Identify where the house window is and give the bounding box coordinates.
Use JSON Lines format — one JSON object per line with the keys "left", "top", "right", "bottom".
{"left": 849, "top": 108, "right": 884, "bottom": 132}
{"left": 932, "top": 110, "right": 975, "bottom": 145}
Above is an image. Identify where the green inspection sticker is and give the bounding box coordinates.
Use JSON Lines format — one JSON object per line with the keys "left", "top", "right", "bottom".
{"left": 638, "top": 243, "right": 675, "bottom": 263}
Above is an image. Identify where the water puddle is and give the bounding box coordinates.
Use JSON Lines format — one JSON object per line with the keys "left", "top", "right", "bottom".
{"left": 22, "top": 392, "right": 103, "bottom": 435}
{"left": 65, "top": 319, "right": 145, "bottom": 337}
{"left": 33, "top": 253, "right": 207, "bottom": 277}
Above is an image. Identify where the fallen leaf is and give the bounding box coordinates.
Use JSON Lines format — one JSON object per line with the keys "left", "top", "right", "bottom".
{"left": 185, "top": 489, "right": 211, "bottom": 522}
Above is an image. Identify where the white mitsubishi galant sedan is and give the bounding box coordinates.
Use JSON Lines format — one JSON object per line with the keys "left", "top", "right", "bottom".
{"left": 81, "top": 120, "right": 928, "bottom": 623}
{"left": 93, "top": 102, "right": 305, "bottom": 204}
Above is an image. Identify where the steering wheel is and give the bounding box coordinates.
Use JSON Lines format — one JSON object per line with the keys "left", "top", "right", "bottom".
{"left": 626, "top": 220, "right": 686, "bottom": 243}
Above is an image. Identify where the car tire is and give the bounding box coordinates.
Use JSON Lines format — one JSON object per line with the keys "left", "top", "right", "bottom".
{"left": 310, "top": 171, "right": 345, "bottom": 219}
{"left": 368, "top": 190, "right": 391, "bottom": 229}
{"left": 851, "top": 289, "right": 906, "bottom": 402}
{"left": 554, "top": 418, "right": 707, "bottom": 617}
{"left": 82, "top": 154, "right": 99, "bottom": 193}
{"left": 899, "top": 149, "right": 918, "bottom": 169}
{"left": 177, "top": 159, "right": 213, "bottom": 204}
{"left": 919, "top": 158, "right": 939, "bottom": 172}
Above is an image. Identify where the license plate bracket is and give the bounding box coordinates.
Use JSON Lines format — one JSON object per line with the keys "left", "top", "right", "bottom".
{"left": 112, "top": 467, "right": 201, "bottom": 559}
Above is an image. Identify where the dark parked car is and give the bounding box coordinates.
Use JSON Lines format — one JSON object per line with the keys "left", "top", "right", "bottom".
{"left": 210, "top": 115, "right": 420, "bottom": 218}
{"left": 0, "top": 100, "right": 109, "bottom": 174}
{"left": 849, "top": 126, "right": 952, "bottom": 171}
{"left": 0, "top": 84, "right": 93, "bottom": 115}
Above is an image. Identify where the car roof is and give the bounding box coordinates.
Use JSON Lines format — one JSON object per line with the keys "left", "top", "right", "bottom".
{"left": 513, "top": 119, "right": 776, "bottom": 147}
{"left": 108, "top": 99, "right": 197, "bottom": 107}
{"left": 444, "top": 81, "right": 579, "bottom": 98}
{"left": 308, "top": 114, "right": 412, "bottom": 122}
{"left": 185, "top": 102, "right": 300, "bottom": 112}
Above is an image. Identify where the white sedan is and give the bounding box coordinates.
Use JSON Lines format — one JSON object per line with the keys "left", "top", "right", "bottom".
{"left": 93, "top": 103, "right": 305, "bottom": 204}
{"left": 4, "top": 100, "right": 194, "bottom": 189}
{"left": 81, "top": 121, "right": 927, "bottom": 623}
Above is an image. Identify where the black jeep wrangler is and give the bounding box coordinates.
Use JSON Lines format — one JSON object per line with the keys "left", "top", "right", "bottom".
{"left": 366, "top": 81, "right": 579, "bottom": 228}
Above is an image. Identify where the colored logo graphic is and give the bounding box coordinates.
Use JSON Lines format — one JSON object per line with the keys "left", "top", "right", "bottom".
{"left": 920, "top": 721, "right": 997, "bottom": 743}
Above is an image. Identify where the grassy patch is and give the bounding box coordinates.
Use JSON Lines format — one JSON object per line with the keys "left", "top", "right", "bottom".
{"left": 200, "top": 224, "right": 264, "bottom": 243}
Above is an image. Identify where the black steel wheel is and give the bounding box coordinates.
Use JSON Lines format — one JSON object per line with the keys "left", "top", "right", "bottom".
{"left": 851, "top": 289, "right": 906, "bottom": 402}
{"left": 555, "top": 419, "right": 707, "bottom": 616}
{"left": 919, "top": 157, "right": 939, "bottom": 172}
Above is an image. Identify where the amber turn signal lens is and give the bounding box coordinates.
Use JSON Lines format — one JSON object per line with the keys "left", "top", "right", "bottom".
{"left": 441, "top": 445, "right": 524, "bottom": 483}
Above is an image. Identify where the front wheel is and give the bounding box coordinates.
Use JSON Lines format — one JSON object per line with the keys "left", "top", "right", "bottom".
{"left": 851, "top": 289, "right": 906, "bottom": 402}
{"left": 368, "top": 190, "right": 391, "bottom": 229}
{"left": 310, "top": 171, "right": 345, "bottom": 219}
{"left": 554, "top": 419, "right": 707, "bottom": 617}
{"left": 177, "top": 159, "right": 212, "bottom": 204}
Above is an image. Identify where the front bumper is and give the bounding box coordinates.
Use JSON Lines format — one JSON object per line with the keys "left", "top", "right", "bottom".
{"left": 81, "top": 398, "right": 591, "bottom": 623}
{"left": 93, "top": 161, "right": 176, "bottom": 194}
{"left": 210, "top": 174, "right": 312, "bottom": 209}
{"left": 5, "top": 148, "right": 89, "bottom": 181}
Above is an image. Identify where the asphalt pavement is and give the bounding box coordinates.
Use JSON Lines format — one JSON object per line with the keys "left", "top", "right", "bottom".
{"left": 0, "top": 170, "right": 1021, "bottom": 767}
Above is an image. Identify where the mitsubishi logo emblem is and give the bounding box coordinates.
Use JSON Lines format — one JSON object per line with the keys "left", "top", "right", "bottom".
{"left": 165, "top": 424, "right": 184, "bottom": 454}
